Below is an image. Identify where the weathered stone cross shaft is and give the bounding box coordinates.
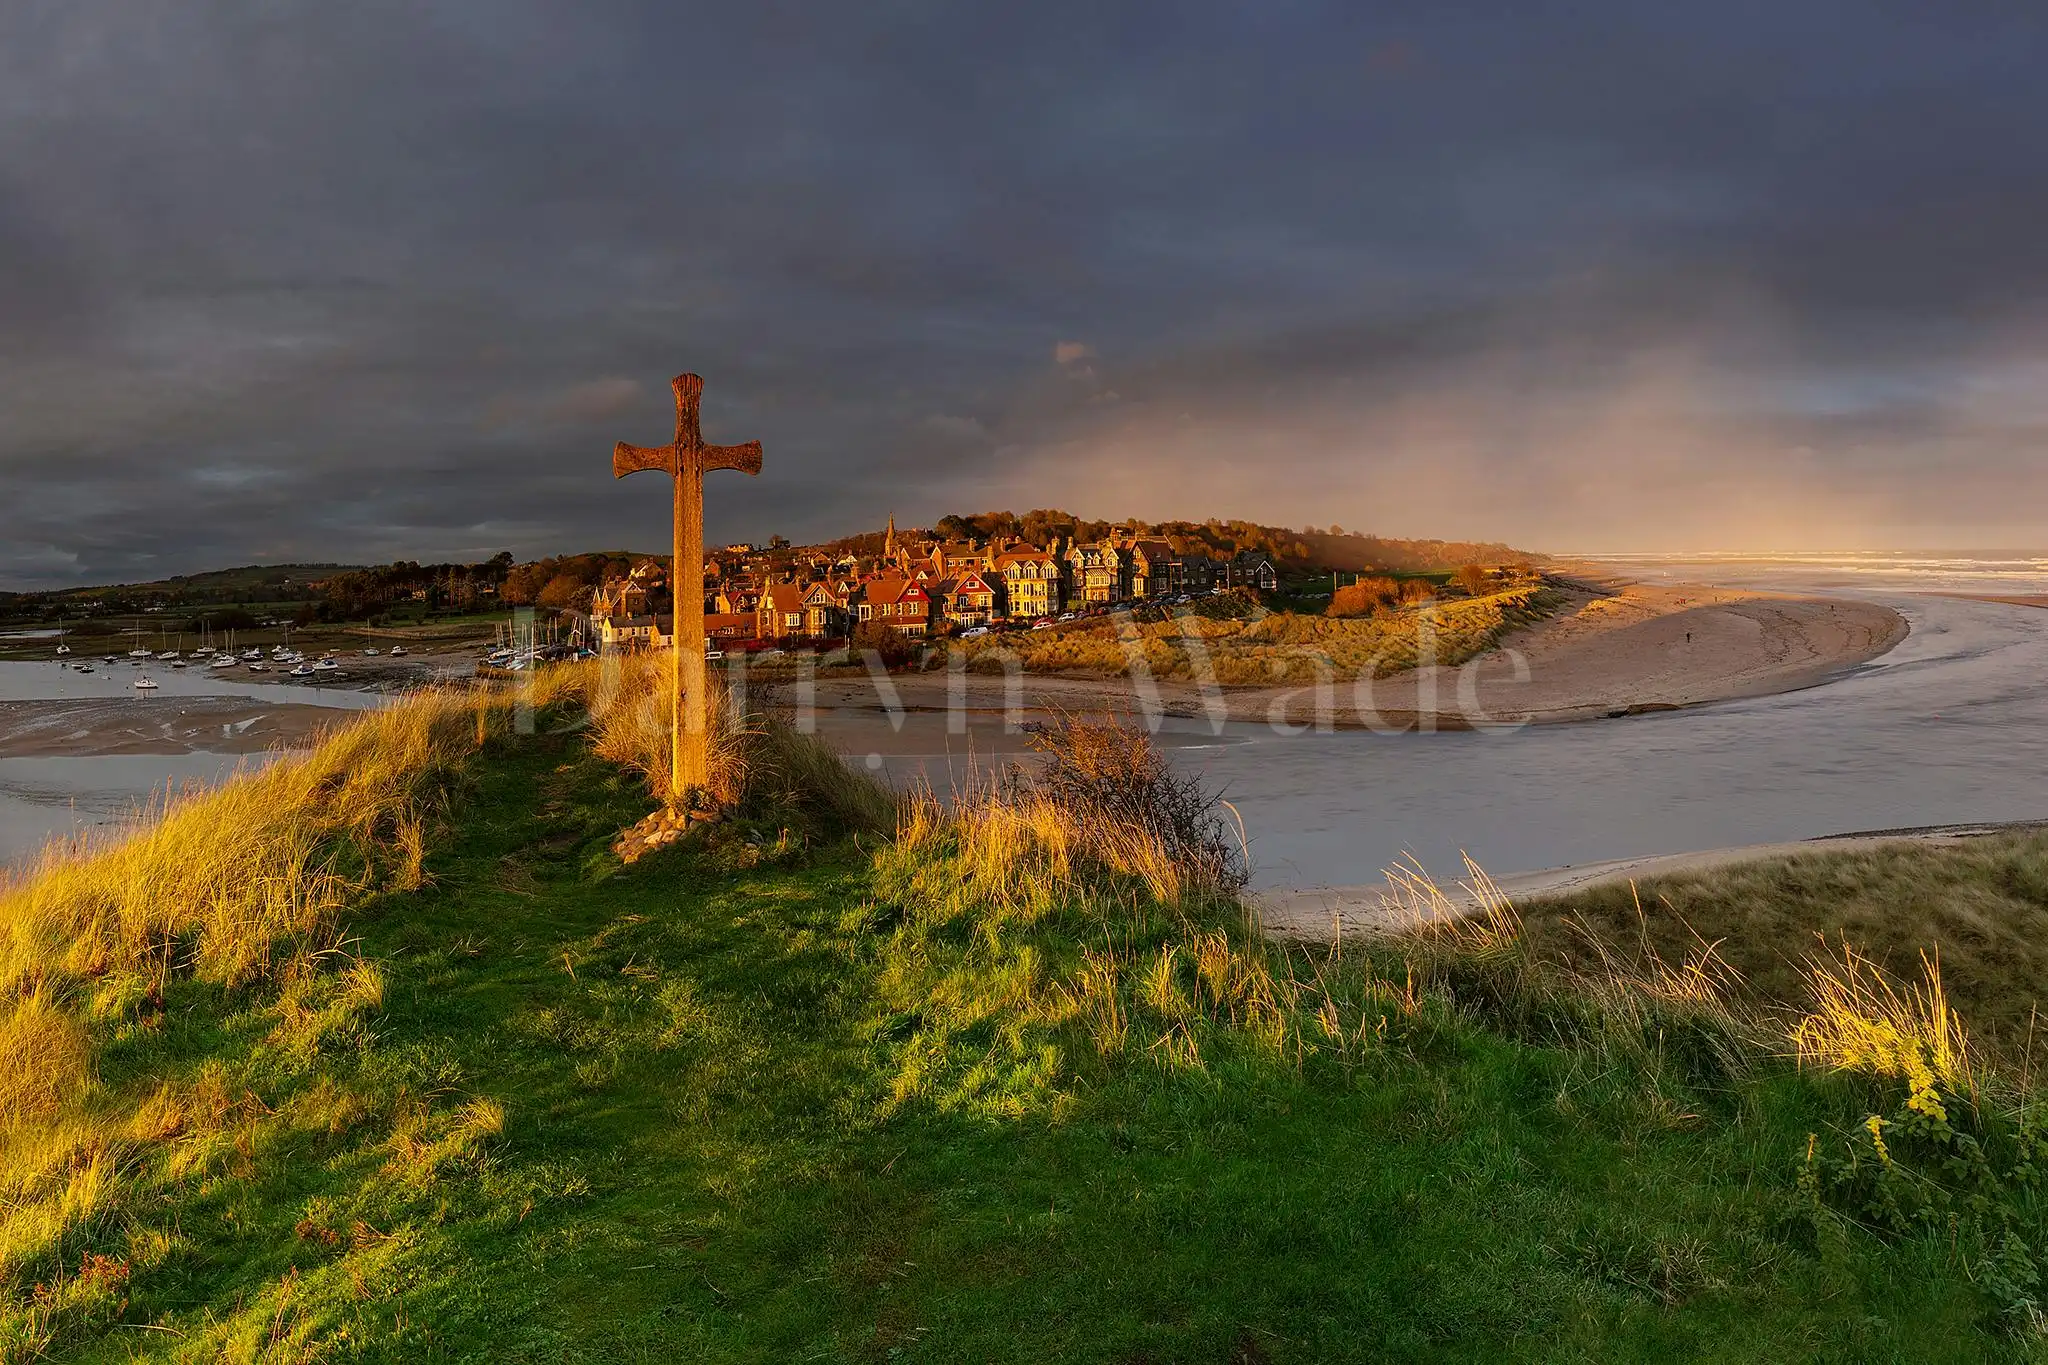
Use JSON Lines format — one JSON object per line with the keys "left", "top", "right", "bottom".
{"left": 612, "top": 373, "right": 762, "bottom": 798}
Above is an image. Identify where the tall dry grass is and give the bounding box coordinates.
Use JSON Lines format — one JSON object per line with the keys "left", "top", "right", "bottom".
{"left": 586, "top": 651, "right": 896, "bottom": 832}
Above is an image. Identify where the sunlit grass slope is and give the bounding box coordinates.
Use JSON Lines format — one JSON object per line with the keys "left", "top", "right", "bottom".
{"left": 955, "top": 583, "right": 1561, "bottom": 683}
{"left": 4, "top": 679, "right": 2047, "bottom": 1360}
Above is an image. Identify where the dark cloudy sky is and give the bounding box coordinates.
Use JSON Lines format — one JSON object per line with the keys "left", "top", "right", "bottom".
{"left": 5, "top": 3, "right": 2047, "bottom": 586}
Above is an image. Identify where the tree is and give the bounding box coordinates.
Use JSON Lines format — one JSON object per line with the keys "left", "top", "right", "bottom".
{"left": 1453, "top": 564, "right": 1492, "bottom": 597}
{"left": 536, "top": 574, "right": 589, "bottom": 611}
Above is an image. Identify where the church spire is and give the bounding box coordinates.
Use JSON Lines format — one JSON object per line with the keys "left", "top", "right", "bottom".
{"left": 884, "top": 513, "right": 896, "bottom": 564}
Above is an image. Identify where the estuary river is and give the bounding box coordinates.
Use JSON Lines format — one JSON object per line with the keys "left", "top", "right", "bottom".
{"left": 0, "top": 663, "right": 383, "bottom": 868}
{"left": 5, "top": 554, "right": 2045, "bottom": 886}
{"left": 856, "top": 554, "right": 2048, "bottom": 889}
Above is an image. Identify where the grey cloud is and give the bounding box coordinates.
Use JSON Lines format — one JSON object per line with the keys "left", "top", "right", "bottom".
{"left": 3, "top": 2, "right": 2048, "bottom": 586}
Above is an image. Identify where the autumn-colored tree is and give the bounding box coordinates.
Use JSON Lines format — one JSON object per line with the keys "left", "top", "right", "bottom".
{"left": 1453, "top": 564, "right": 1492, "bottom": 596}
{"left": 536, "top": 573, "right": 589, "bottom": 611}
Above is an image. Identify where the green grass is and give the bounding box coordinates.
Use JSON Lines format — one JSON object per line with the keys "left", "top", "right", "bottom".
{"left": 14, "top": 713, "right": 2047, "bottom": 1360}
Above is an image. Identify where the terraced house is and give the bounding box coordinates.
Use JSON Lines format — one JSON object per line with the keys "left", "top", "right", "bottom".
{"left": 940, "top": 568, "right": 1003, "bottom": 627}
{"left": 755, "top": 581, "right": 809, "bottom": 641}
{"left": 993, "top": 545, "right": 1064, "bottom": 618}
{"left": 857, "top": 577, "right": 933, "bottom": 636}
{"left": 1066, "top": 540, "right": 1125, "bottom": 604}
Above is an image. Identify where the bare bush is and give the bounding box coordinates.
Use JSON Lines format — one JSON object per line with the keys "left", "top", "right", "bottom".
{"left": 1018, "top": 715, "right": 1247, "bottom": 896}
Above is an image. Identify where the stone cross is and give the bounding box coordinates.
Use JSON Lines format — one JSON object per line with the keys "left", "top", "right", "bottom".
{"left": 612, "top": 373, "right": 762, "bottom": 799}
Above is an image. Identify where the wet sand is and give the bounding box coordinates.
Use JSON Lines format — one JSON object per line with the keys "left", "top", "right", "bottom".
{"left": 806, "top": 576, "right": 1907, "bottom": 731}
{"left": 0, "top": 697, "right": 355, "bottom": 757}
{"left": 1928, "top": 593, "right": 2048, "bottom": 610}
{"left": 0, "top": 644, "right": 477, "bottom": 758}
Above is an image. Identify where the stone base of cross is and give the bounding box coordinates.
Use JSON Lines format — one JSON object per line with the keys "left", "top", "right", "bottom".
{"left": 612, "top": 373, "right": 762, "bottom": 800}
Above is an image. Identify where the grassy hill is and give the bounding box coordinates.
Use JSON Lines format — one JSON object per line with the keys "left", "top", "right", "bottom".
{"left": 4, "top": 670, "right": 2047, "bottom": 1360}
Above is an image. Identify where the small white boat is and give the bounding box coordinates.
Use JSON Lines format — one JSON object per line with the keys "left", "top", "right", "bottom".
{"left": 243, "top": 648, "right": 262, "bottom": 660}
{"left": 102, "top": 655, "right": 118, "bottom": 665}
{"left": 157, "top": 650, "right": 179, "bottom": 661}
{"left": 314, "top": 658, "right": 339, "bottom": 672}
{"left": 75, "top": 663, "right": 94, "bottom": 674}
{"left": 210, "top": 654, "right": 238, "bottom": 668}
{"left": 134, "top": 676, "right": 159, "bottom": 691}
{"left": 129, "top": 648, "right": 152, "bottom": 659}
{"left": 388, "top": 645, "right": 406, "bottom": 657}
{"left": 363, "top": 647, "right": 382, "bottom": 656}
{"left": 172, "top": 660, "right": 188, "bottom": 669}
{"left": 288, "top": 664, "right": 314, "bottom": 677}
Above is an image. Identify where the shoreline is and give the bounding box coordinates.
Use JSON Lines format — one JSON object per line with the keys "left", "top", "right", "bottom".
{"left": 0, "top": 576, "right": 1907, "bottom": 758}
{"left": 805, "top": 574, "right": 1908, "bottom": 732}
{"left": 1257, "top": 819, "right": 2048, "bottom": 941}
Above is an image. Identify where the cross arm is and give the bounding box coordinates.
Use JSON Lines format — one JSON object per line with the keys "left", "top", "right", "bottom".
{"left": 702, "top": 441, "right": 764, "bottom": 476}
{"left": 613, "top": 441, "right": 676, "bottom": 479}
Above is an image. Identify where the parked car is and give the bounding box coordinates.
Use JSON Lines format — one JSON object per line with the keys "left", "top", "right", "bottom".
{"left": 960, "top": 626, "right": 990, "bottom": 639}
{"left": 1031, "top": 618, "right": 1055, "bottom": 630}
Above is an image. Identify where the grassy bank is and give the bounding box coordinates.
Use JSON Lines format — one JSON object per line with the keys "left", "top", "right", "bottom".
{"left": 4, "top": 679, "right": 2046, "bottom": 1359}
{"left": 1520, "top": 831, "right": 2048, "bottom": 1077}
{"left": 953, "top": 584, "right": 1562, "bottom": 684}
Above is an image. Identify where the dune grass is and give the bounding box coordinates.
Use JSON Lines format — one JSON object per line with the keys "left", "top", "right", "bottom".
{"left": 5, "top": 679, "right": 2048, "bottom": 1357}
{"left": 954, "top": 583, "right": 1562, "bottom": 683}
{"left": 1517, "top": 831, "right": 2048, "bottom": 1073}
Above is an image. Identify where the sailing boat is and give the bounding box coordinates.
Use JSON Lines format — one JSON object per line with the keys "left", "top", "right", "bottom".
{"left": 134, "top": 675, "right": 159, "bottom": 691}
{"left": 127, "top": 621, "right": 153, "bottom": 658}
{"left": 54, "top": 619, "right": 70, "bottom": 657}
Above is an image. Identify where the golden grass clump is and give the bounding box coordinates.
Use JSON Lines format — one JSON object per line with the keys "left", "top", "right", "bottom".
{"left": 1791, "top": 943, "right": 1971, "bottom": 1109}
{"left": 881, "top": 717, "right": 1245, "bottom": 927}
{"left": 0, "top": 995, "right": 90, "bottom": 1128}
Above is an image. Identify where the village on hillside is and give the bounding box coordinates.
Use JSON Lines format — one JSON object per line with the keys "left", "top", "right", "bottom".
{"left": 588, "top": 518, "right": 1288, "bottom": 654}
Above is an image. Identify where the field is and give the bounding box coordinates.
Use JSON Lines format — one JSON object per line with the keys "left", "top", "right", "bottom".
{"left": 954, "top": 582, "right": 1563, "bottom": 684}
{"left": 2, "top": 671, "right": 2046, "bottom": 1359}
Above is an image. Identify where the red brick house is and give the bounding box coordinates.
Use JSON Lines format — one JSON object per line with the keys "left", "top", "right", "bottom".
{"left": 858, "top": 577, "right": 934, "bottom": 637}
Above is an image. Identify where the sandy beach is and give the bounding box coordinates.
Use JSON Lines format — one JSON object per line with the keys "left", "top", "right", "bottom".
{"left": 805, "top": 574, "right": 1907, "bottom": 732}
